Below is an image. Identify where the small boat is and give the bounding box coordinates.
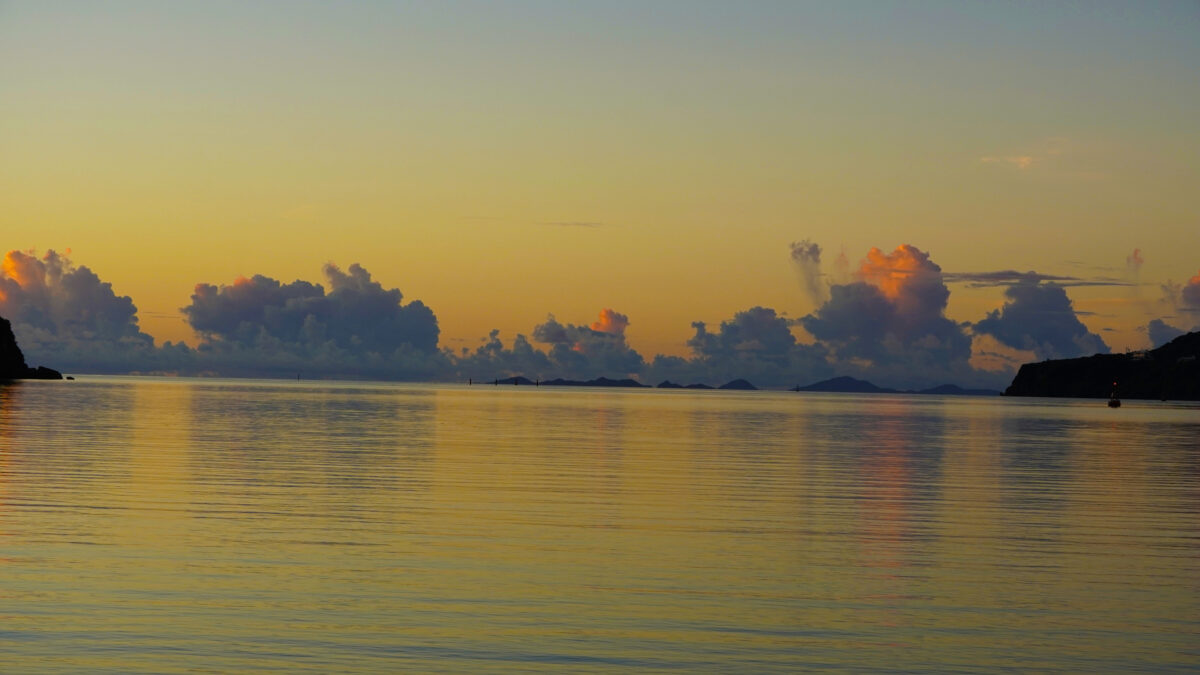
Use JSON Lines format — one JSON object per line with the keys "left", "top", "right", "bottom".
{"left": 1108, "top": 381, "right": 1121, "bottom": 408}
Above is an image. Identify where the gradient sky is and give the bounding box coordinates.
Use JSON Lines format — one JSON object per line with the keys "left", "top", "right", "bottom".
{"left": 3, "top": 1, "right": 1198, "bottom": 359}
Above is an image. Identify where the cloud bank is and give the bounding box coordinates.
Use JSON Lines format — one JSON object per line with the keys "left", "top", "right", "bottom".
{"left": 0, "top": 249, "right": 160, "bottom": 371}
{"left": 182, "top": 263, "right": 444, "bottom": 379}
{"left": 973, "top": 282, "right": 1109, "bottom": 360}
{"left": 801, "top": 245, "right": 976, "bottom": 384}
{"left": 3, "top": 244, "right": 1154, "bottom": 390}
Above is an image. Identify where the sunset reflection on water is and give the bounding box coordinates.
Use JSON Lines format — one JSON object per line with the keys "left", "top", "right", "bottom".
{"left": 1, "top": 378, "right": 1198, "bottom": 672}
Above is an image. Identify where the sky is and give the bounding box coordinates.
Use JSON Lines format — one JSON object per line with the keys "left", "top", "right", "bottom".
{"left": 2, "top": 1, "right": 1198, "bottom": 388}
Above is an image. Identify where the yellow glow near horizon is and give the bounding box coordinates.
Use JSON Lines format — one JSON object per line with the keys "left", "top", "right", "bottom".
{"left": 1, "top": 3, "right": 1197, "bottom": 359}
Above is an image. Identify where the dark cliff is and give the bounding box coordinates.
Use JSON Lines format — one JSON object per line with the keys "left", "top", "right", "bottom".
{"left": 0, "top": 316, "right": 62, "bottom": 380}
{"left": 1005, "top": 331, "right": 1200, "bottom": 400}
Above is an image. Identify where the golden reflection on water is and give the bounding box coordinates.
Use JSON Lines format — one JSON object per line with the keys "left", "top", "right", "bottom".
{"left": 0, "top": 379, "right": 1198, "bottom": 672}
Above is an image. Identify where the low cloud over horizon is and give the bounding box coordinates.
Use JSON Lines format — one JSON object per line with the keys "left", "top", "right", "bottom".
{"left": 3, "top": 247, "right": 1196, "bottom": 389}
{"left": 1147, "top": 270, "right": 1200, "bottom": 347}
{"left": 181, "top": 263, "right": 444, "bottom": 378}
{"left": 0, "top": 249, "right": 160, "bottom": 372}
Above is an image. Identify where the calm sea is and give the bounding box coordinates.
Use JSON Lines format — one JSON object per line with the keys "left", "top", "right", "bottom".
{"left": 1, "top": 377, "right": 1197, "bottom": 672}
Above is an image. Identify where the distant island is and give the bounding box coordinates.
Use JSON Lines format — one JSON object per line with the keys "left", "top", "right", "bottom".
{"left": 0, "top": 315, "right": 62, "bottom": 380}
{"left": 542, "top": 377, "right": 647, "bottom": 388}
{"left": 794, "top": 375, "right": 1000, "bottom": 396}
{"left": 491, "top": 376, "right": 648, "bottom": 387}
{"left": 1005, "top": 331, "right": 1200, "bottom": 400}
{"left": 794, "top": 376, "right": 898, "bottom": 394}
{"left": 480, "top": 373, "right": 999, "bottom": 396}
{"left": 486, "top": 376, "right": 755, "bottom": 390}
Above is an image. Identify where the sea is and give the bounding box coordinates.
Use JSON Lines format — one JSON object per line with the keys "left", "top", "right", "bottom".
{"left": 1, "top": 376, "right": 1197, "bottom": 673}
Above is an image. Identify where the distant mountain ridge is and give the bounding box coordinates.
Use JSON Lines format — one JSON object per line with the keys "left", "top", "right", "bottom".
{"left": 795, "top": 376, "right": 897, "bottom": 393}
{"left": 487, "top": 376, "right": 754, "bottom": 389}
{"left": 490, "top": 376, "right": 648, "bottom": 388}
{"left": 482, "top": 373, "right": 998, "bottom": 396}
{"left": 794, "top": 376, "right": 999, "bottom": 396}
{"left": 1004, "top": 331, "right": 1200, "bottom": 400}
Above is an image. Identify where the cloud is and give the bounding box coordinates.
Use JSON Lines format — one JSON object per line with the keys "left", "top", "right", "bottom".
{"left": 802, "top": 245, "right": 974, "bottom": 373}
{"left": 0, "top": 249, "right": 159, "bottom": 371}
{"left": 973, "top": 282, "right": 1109, "bottom": 360}
{"left": 454, "top": 329, "right": 553, "bottom": 380}
{"left": 980, "top": 137, "right": 1069, "bottom": 171}
{"left": 524, "top": 309, "right": 644, "bottom": 379}
{"left": 1147, "top": 318, "right": 1186, "bottom": 348}
{"left": 642, "top": 306, "right": 833, "bottom": 388}
{"left": 1182, "top": 270, "right": 1200, "bottom": 311}
{"left": 830, "top": 247, "right": 851, "bottom": 285}
{"left": 789, "top": 239, "right": 827, "bottom": 305}
{"left": 181, "top": 263, "right": 445, "bottom": 379}
{"left": 1126, "top": 248, "right": 1144, "bottom": 274}
{"left": 1159, "top": 280, "right": 1183, "bottom": 310}
{"left": 943, "top": 270, "right": 1131, "bottom": 288}
{"left": 1138, "top": 269, "right": 1198, "bottom": 348}
{"left": 1155, "top": 271, "right": 1200, "bottom": 322}
{"left": 453, "top": 309, "right": 641, "bottom": 382}
{"left": 4, "top": 245, "right": 1145, "bottom": 391}
{"left": 687, "top": 307, "right": 798, "bottom": 360}
{"left": 589, "top": 308, "right": 629, "bottom": 335}
{"left": 459, "top": 305, "right": 837, "bottom": 388}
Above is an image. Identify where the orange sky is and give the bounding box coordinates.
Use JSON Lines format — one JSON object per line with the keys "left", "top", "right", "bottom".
{"left": 2, "top": 2, "right": 1197, "bottom": 360}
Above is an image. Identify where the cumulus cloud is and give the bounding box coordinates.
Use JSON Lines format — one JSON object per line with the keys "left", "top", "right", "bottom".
{"left": 452, "top": 310, "right": 642, "bottom": 382}
{"left": 1182, "top": 270, "right": 1200, "bottom": 312}
{"left": 458, "top": 305, "right": 837, "bottom": 388}
{"left": 640, "top": 306, "right": 832, "bottom": 388}
{"left": 589, "top": 308, "right": 629, "bottom": 335}
{"left": 525, "top": 309, "right": 644, "bottom": 378}
{"left": 973, "top": 282, "right": 1109, "bottom": 360}
{"left": 182, "top": 263, "right": 445, "bottom": 379}
{"left": 186, "top": 263, "right": 439, "bottom": 354}
{"left": 8, "top": 244, "right": 1156, "bottom": 390}
{"left": 0, "top": 249, "right": 160, "bottom": 371}
{"left": 454, "top": 329, "right": 554, "bottom": 380}
{"left": 1145, "top": 270, "right": 1200, "bottom": 345}
{"left": 688, "top": 307, "right": 799, "bottom": 359}
{"left": 802, "top": 245, "right": 974, "bottom": 378}
{"left": 1147, "top": 318, "right": 1186, "bottom": 348}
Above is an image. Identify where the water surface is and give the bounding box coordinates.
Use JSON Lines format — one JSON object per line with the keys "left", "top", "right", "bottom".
{"left": 2, "top": 377, "right": 1198, "bottom": 671}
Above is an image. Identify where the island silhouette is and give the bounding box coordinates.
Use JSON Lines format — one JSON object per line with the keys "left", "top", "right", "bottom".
{"left": 486, "top": 376, "right": 749, "bottom": 389}
{"left": 479, "top": 373, "right": 1002, "bottom": 395}
{"left": 1005, "top": 330, "right": 1200, "bottom": 400}
{"left": 0, "top": 315, "right": 62, "bottom": 380}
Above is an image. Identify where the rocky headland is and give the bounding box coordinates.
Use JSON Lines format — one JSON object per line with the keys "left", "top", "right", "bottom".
{"left": 1004, "top": 331, "right": 1200, "bottom": 400}
{"left": 0, "top": 316, "right": 62, "bottom": 380}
